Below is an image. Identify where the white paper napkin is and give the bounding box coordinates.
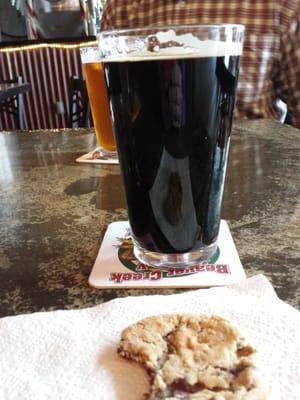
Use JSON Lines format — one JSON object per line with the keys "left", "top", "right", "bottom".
{"left": 1, "top": 275, "right": 299, "bottom": 400}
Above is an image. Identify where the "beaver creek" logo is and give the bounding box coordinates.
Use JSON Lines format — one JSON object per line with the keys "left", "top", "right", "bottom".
{"left": 109, "top": 234, "right": 230, "bottom": 284}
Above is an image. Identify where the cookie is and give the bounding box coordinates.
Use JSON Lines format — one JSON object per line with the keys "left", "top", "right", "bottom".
{"left": 118, "top": 314, "right": 267, "bottom": 400}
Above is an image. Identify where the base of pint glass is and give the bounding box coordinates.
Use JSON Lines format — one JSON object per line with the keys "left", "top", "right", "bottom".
{"left": 133, "top": 239, "right": 218, "bottom": 270}
{"left": 96, "top": 146, "right": 118, "bottom": 158}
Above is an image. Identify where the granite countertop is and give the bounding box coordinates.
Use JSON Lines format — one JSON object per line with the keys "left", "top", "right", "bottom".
{"left": 0, "top": 119, "right": 299, "bottom": 317}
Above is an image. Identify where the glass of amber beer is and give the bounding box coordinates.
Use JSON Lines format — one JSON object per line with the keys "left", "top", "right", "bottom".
{"left": 98, "top": 25, "right": 244, "bottom": 269}
{"left": 80, "top": 47, "right": 116, "bottom": 156}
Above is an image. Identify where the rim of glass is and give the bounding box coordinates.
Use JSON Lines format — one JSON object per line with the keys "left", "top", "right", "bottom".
{"left": 98, "top": 23, "right": 245, "bottom": 37}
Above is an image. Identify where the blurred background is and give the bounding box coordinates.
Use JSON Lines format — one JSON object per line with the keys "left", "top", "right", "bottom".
{"left": 0, "top": 0, "right": 106, "bottom": 131}
{"left": 0, "top": 0, "right": 105, "bottom": 40}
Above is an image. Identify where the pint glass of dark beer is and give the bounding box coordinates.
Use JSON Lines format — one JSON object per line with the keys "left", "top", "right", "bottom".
{"left": 98, "top": 25, "right": 244, "bottom": 269}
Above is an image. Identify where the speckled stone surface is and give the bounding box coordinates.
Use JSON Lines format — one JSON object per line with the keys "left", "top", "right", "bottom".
{"left": 0, "top": 119, "right": 299, "bottom": 317}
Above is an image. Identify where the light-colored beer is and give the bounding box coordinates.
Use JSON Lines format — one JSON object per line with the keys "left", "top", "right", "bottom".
{"left": 83, "top": 62, "right": 116, "bottom": 153}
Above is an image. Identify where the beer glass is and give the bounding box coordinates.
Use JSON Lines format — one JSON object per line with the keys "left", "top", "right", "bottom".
{"left": 98, "top": 25, "right": 244, "bottom": 269}
{"left": 80, "top": 47, "right": 116, "bottom": 156}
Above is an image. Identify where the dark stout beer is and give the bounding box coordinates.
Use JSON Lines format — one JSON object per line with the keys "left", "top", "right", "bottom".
{"left": 104, "top": 53, "right": 240, "bottom": 254}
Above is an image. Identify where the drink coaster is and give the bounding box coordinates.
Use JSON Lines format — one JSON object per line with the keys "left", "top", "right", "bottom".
{"left": 88, "top": 220, "right": 246, "bottom": 289}
{"left": 76, "top": 148, "right": 119, "bottom": 165}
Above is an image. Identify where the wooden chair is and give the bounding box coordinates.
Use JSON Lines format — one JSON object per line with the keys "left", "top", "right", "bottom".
{"left": 68, "top": 76, "right": 91, "bottom": 128}
{"left": 0, "top": 76, "right": 25, "bottom": 129}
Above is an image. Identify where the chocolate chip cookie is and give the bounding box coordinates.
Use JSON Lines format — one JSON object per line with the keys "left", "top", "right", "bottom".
{"left": 118, "top": 314, "right": 267, "bottom": 399}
